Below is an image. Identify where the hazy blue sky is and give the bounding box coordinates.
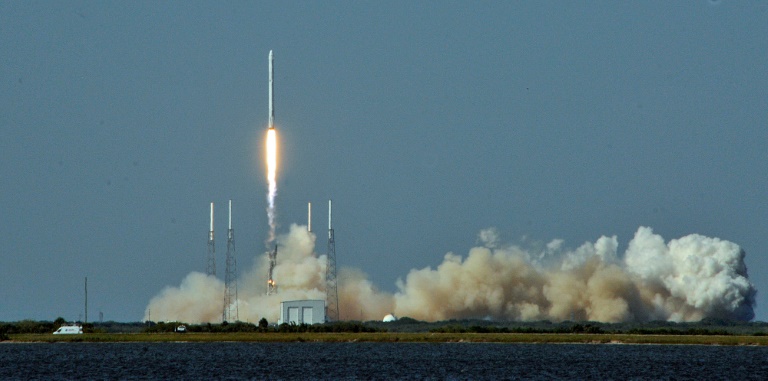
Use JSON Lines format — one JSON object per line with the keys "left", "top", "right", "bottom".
{"left": 1, "top": 1, "right": 766, "bottom": 322}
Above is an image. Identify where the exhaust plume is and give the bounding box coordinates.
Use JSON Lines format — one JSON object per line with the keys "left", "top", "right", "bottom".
{"left": 144, "top": 226, "right": 755, "bottom": 324}
{"left": 265, "top": 128, "right": 277, "bottom": 243}
{"left": 392, "top": 227, "right": 755, "bottom": 322}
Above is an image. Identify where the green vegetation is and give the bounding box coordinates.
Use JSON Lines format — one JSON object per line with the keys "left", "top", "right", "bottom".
{"left": 258, "top": 318, "right": 269, "bottom": 331}
{"left": 141, "top": 319, "right": 383, "bottom": 334}
{"left": 274, "top": 321, "right": 381, "bottom": 333}
{"left": 3, "top": 316, "right": 768, "bottom": 344}
{"left": 0, "top": 318, "right": 146, "bottom": 335}
{"left": 364, "top": 316, "right": 768, "bottom": 336}
{"left": 430, "top": 323, "right": 605, "bottom": 334}
{"left": 6, "top": 332, "right": 768, "bottom": 345}
{"left": 144, "top": 321, "right": 261, "bottom": 333}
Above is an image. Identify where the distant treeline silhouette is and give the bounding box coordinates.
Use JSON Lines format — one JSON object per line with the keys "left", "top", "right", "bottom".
{"left": 3, "top": 316, "right": 768, "bottom": 339}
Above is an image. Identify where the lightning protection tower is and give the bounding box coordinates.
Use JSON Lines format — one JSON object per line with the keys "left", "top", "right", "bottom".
{"left": 207, "top": 202, "right": 216, "bottom": 277}
{"left": 326, "top": 199, "right": 339, "bottom": 321}
{"left": 223, "top": 200, "right": 239, "bottom": 322}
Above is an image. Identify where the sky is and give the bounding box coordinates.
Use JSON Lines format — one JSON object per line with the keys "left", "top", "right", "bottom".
{"left": 1, "top": 1, "right": 766, "bottom": 322}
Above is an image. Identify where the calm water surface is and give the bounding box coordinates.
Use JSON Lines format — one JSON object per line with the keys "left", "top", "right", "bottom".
{"left": 1, "top": 342, "right": 766, "bottom": 380}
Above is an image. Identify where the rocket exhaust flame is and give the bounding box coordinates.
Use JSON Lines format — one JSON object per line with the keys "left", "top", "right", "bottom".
{"left": 265, "top": 50, "right": 278, "bottom": 244}
{"left": 266, "top": 128, "right": 277, "bottom": 243}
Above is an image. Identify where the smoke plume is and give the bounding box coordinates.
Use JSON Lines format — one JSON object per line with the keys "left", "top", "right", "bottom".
{"left": 144, "top": 226, "right": 755, "bottom": 324}
{"left": 265, "top": 128, "right": 278, "bottom": 243}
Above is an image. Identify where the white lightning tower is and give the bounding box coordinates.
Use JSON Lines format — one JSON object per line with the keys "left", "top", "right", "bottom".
{"left": 206, "top": 202, "right": 216, "bottom": 277}
{"left": 326, "top": 199, "right": 339, "bottom": 321}
{"left": 223, "top": 200, "right": 239, "bottom": 322}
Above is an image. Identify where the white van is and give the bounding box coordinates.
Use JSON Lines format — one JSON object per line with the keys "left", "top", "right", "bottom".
{"left": 53, "top": 325, "right": 83, "bottom": 334}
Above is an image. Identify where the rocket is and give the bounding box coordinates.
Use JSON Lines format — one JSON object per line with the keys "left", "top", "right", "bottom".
{"left": 209, "top": 202, "right": 214, "bottom": 240}
{"left": 268, "top": 50, "right": 274, "bottom": 129}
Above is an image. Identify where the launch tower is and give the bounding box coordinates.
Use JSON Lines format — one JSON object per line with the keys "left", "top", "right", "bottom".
{"left": 223, "top": 200, "right": 239, "bottom": 322}
{"left": 207, "top": 202, "right": 216, "bottom": 277}
{"left": 326, "top": 200, "right": 339, "bottom": 321}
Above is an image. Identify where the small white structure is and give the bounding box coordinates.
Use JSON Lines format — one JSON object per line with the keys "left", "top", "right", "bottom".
{"left": 383, "top": 314, "right": 398, "bottom": 322}
{"left": 279, "top": 300, "right": 325, "bottom": 325}
{"left": 53, "top": 325, "right": 83, "bottom": 334}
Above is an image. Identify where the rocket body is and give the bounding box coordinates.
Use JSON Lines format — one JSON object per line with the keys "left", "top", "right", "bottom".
{"left": 268, "top": 50, "right": 274, "bottom": 129}
{"left": 265, "top": 49, "right": 278, "bottom": 243}
{"left": 209, "top": 202, "right": 214, "bottom": 241}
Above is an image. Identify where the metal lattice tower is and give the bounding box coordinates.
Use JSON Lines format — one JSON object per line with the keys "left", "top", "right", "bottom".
{"left": 223, "top": 200, "right": 239, "bottom": 322}
{"left": 206, "top": 202, "right": 216, "bottom": 277}
{"left": 267, "top": 245, "right": 278, "bottom": 295}
{"left": 326, "top": 199, "right": 339, "bottom": 321}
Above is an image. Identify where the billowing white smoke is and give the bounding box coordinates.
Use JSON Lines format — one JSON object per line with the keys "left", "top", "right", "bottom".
{"left": 393, "top": 227, "right": 755, "bottom": 322}
{"left": 146, "top": 224, "right": 320, "bottom": 323}
{"left": 624, "top": 227, "right": 756, "bottom": 321}
{"left": 144, "top": 272, "right": 225, "bottom": 323}
{"left": 144, "top": 226, "right": 755, "bottom": 323}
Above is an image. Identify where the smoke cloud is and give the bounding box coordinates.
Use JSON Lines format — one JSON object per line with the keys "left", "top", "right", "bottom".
{"left": 144, "top": 226, "right": 755, "bottom": 324}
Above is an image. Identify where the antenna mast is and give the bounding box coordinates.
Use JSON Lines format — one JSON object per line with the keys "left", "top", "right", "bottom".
{"left": 326, "top": 199, "right": 339, "bottom": 321}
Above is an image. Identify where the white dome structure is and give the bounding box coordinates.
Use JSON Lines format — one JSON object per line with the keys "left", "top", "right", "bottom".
{"left": 382, "top": 314, "right": 397, "bottom": 322}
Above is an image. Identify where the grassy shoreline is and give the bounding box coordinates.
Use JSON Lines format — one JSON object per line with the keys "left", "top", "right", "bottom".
{"left": 5, "top": 332, "right": 768, "bottom": 345}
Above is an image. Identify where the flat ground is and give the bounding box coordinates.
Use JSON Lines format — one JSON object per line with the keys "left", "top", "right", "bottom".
{"left": 6, "top": 332, "right": 768, "bottom": 345}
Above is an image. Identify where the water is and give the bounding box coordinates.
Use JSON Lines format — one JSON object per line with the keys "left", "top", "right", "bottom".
{"left": 1, "top": 342, "right": 766, "bottom": 380}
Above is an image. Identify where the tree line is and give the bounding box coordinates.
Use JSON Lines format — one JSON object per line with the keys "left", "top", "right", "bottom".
{"left": 3, "top": 316, "right": 768, "bottom": 338}
{"left": 142, "top": 319, "right": 383, "bottom": 333}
